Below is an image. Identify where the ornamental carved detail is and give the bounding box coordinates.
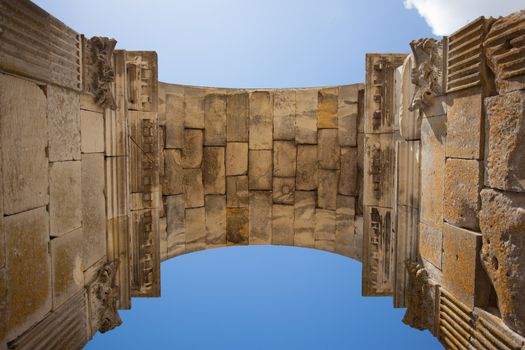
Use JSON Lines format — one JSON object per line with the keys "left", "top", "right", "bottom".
{"left": 402, "top": 261, "right": 435, "bottom": 331}
{"left": 409, "top": 38, "right": 443, "bottom": 112}
{"left": 83, "top": 36, "right": 117, "bottom": 109}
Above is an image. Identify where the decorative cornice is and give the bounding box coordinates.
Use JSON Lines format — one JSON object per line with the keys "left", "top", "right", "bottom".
{"left": 83, "top": 36, "right": 117, "bottom": 110}
{"left": 409, "top": 38, "right": 443, "bottom": 111}
{"left": 402, "top": 261, "right": 435, "bottom": 331}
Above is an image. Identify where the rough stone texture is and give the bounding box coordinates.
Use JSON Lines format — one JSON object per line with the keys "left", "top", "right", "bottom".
{"left": 273, "top": 177, "right": 295, "bottom": 205}
{"left": 318, "top": 129, "right": 340, "bottom": 170}
{"left": 363, "top": 133, "right": 395, "bottom": 208}
{"left": 273, "top": 90, "right": 295, "bottom": 140}
{"left": 226, "top": 142, "right": 248, "bottom": 176}
{"left": 80, "top": 109, "right": 105, "bottom": 153}
{"left": 226, "top": 176, "right": 249, "bottom": 208}
{"left": 47, "top": 85, "right": 81, "bottom": 161}
{"left": 226, "top": 93, "right": 249, "bottom": 142}
{"left": 419, "top": 222, "right": 443, "bottom": 269}
{"left": 397, "top": 141, "right": 420, "bottom": 208}
{"left": 296, "top": 145, "right": 318, "bottom": 190}
{"left": 165, "top": 92, "right": 185, "bottom": 149}
{"left": 5, "top": 207, "right": 51, "bottom": 341}
{"left": 49, "top": 161, "right": 82, "bottom": 237}
{"left": 485, "top": 90, "right": 525, "bottom": 192}
{"left": 295, "top": 89, "right": 318, "bottom": 144}
{"left": 272, "top": 205, "right": 294, "bottom": 246}
{"left": 159, "top": 217, "right": 168, "bottom": 261}
{"left": 249, "top": 191, "right": 272, "bottom": 244}
{"left": 339, "top": 147, "right": 358, "bottom": 196}
{"left": 205, "top": 195, "right": 226, "bottom": 245}
{"left": 184, "top": 87, "right": 205, "bottom": 129}
{"left": 82, "top": 153, "right": 107, "bottom": 269}
{"left": 318, "top": 169, "right": 339, "bottom": 210}
{"left": 273, "top": 141, "right": 296, "bottom": 177}
{"left": 249, "top": 150, "right": 272, "bottom": 190}
{"left": 479, "top": 189, "right": 525, "bottom": 335}
{"left": 294, "top": 191, "right": 316, "bottom": 248}
{"left": 315, "top": 209, "right": 336, "bottom": 252}
{"left": 249, "top": 91, "right": 273, "bottom": 150}
{"left": 166, "top": 195, "right": 185, "bottom": 257}
{"left": 183, "top": 168, "right": 204, "bottom": 208}
{"left": 335, "top": 195, "right": 356, "bottom": 258}
{"left": 318, "top": 88, "right": 338, "bottom": 129}
{"left": 398, "top": 55, "right": 421, "bottom": 141}
{"left": 185, "top": 207, "right": 206, "bottom": 252}
{"left": 444, "top": 158, "right": 482, "bottom": 231}
{"left": 227, "top": 208, "right": 249, "bottom": 245}
{"left": 203, "top": 147, "right": 226, "bottom": 194}
{"left": 338, "top": 85, "right": 358, "bottom": 146}
{"left": 1, "top": 74, "right": 48, "bottom": 215}
{"left": 163, "top": 149, "right": 183, "bottom": 195}
{"left": 204, "top": 94, "right": 227, "bottom": 145}
{"left": 181, "top": 129, "right": 203, "bottom": 169}
{"left": 446, "top": 89, "right": 483, "bottom": 159}
{"left": 50, "top": 228, "right": 84, "bottom": 309}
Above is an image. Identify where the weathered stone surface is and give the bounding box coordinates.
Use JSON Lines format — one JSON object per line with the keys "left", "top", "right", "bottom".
{"left": 205, "top": 195, "right": 226, "bottom": 245}
{"left": 227, "top": 208, "right": 249, "bottom": 245}
{"left": 395, "top": 205, "right": 419, "bottom": 307}
{"left": 166, "top": 195, "right": 185, "bottom": 257}
{"left": 226, "top": 142, "right": 248, "bottom": 176}
{"left": 338, "top": 85, "right": 358, "bottom": 146}
{"left": 82, "top": 153, "right": 106, "bottom": 269}
{"left": 273, "top": 90, "right": 295, "bottom": 140}
{"left": 318, "top": 169, "right": 339, "bottom": 210}
{"left": 249, "top": 91, "right": 273, "bottom": 150}
{"left": 315, "top": 209, "right": 336, "bottom": 252}
{"left": 485, "top": 90, "right": 525, "bottom": 192}
{"left": 446, "top": 89, "right": 483, "bottom": 159}
{"left": 318, "top": 129, "right": 340, "bottom": 170}
{"left": 5, "top": 207, "right": 51, "bottom": 340}
{"left": 163, "top": 149, "right": 183, "bottom": 195}
{"left": 402, "top": 263, "right": 436, "bottom": 332}
{"left": 181, "top": 129, "right": 203, "bottom": 169}
{"left": 397, "top": 141, "right": 420, "bottom": 208}
{"left": 0, "top": 267, "right": 7, "bottom": 347}
{"left": 204, "top": 94, "right": 227, "bottom": 145}
{"left": 50, "top": 228, "right": 84, "bottom": 309}
{"left": 183, "top": 168, "right": 204, "bottom": 208}
{"left": 1, "top": 74, "right": 48, "bottom": 215}
{"left": 81, "top": 109, "right": 104, "bottom": 153}
{"left": 479, "top": 189, "right": 525, "bottom": 335}
{"left": 295, "top": 89, "right": 318, "bottom": 144}
{"left": 165, "top": 90, "right": 185, "bottom": 149}
{"left": 273, "top": 177, "right": 295, "bottom": 205}
{"left": 226, "top": 93, "right": 249, "bottom": 142}
{"left": 296, "top": 145, "right": 318, "bottom": 190}
{"left": 398, "top": 55, "right": 421, "bottom": 141}
{"left": 226, "top": 176, "right": 249, "bottom": 208}
{"left": 159, "top": 217, "right": 168, "bottom": 261}
{"left": 419, "top": 222, "right": 443, "bottom": 269}
{"left": 185, "top": 207, "right": 206, "bottom": 252}
{"left": 444, "top": 158, "right": 482, "bottom": 230}
{"left": 249, "top": 191, "right": 272, "bottom": 244}
{"left": 294, "top": 191, "right": 316, "bottom": 248}
{"left": 272, "top": 205, "right": 294, "bottom": 246}
{"left": 339, "top": 147, "right": 358, "bottom": 196}
{"left": 203, "top": 147, "right": 226, "bottom": 194}
{"left": 184, "top": 87, "right": 205, "bottom": 129}
{"left": 249, "top": 150, "right": 272, "bottom": 190}
{"left": 47, "top": 85, "right": 81, "bottom": 161}
{"left": 335, "top": 195, "right": 356, "bottom": 258}
{"left": 49, "top": 161, "right": 82, "bottom": 237}
{"left": 273, "top": 141, "right": 296, "bottom": 177}
{"left": 363, "top": 133, "right": 395, "bottom": 208}
{"left": 318, "top": 88, "right": 338, "bottom": 129}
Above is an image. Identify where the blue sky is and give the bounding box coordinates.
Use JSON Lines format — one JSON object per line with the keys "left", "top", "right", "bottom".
{"left": 30, "top": 1, "right": 450, "bottom": 349}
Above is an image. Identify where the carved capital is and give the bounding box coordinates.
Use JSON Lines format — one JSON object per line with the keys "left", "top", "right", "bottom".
{"left": 402, "top": 261, "right": 435, "bottom": 331}
{"left": 83, "top": 36, "right": 117, "bottom": 110}
{"left": 409, "top": 38, "right": 443, "bottom": 111}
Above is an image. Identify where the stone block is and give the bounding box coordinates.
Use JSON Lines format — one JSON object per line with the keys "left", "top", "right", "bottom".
{"left": 204, "top": 94, "right": 227, "bottom": 145}
{"left": 335, "top": 195, "right": 355, "bottom": 258}
{"left": 47, "top": 85, "right": 81, "bottom": 161}
{"left": 50, "top": 228, "right": 84, "bottom": 309}
{"left": 205, "top": 195, "right": 226, "bottom": 245}
{"left": 294, "top": 191, "right": 316, "bottom": 248}
{"left": 183, "top": 168, "right": 204, "bottom": 208}
{"left": 394, "top": 205, "right": 419, "bottom": 306}
{"left": 249, "top": 191, "right": 272, "bottom": 244}
{"left": 485, "top": 90, "right": 525, "bottom": 192}
{"left": 338, "top": 86, "right": 358, "bottom": 146}
{"left": 397, "top": 141, "right": 420, "bottom": 208}
{"left": 444, "top": 158, "right": 482, "bottom": 230}
{"left": 185, "top": 207, "right": 206, "bottom": 252}
{"left": 203, "top": 147, "right": 226, "bottom": 194}
{"left": 159, "top": 217, "right": 168, "bottom": 261}
{"left": 295, "top": 89, "right": 318, "bottom": 144}
{"left": 165, "top": 92, "right": 185, "bottom": 149}
{"left": 363, "top": 133, "right": 394, "bottom": 208}
{"left": 163, "top": 149, "right": 183, "bottom": 195}
{"left": 181, "top": 129, "right": 203, "bottom": 169}
{"left": 80, "top": 110, "right": 104, "bottom": 153}
{"left": 49, "top": 161, "right": 82, "bottom": 237}
{"left": 166, "top": 195, "right": 185, "bottom": 257}
{"left": 339, "top": 147, "right": 358, "bottom": 196}
{"left": 227, "top": 208, "right": 249, "bottom": 245}
{"left": 273, "top": 90, "right": 295, "bottom": 140}
{"left": 318, "top": 129, "right": 340, "bottom": 170}
{"left": 184, "top": 87, "right": 205, "bottom": 129}
{"left": 273, "top": 177, "right": 295, "bottom": 205}
{"left": 81, "top": 153, "right": 106, "bottom": 269}
{"left": 273, "top": 141, "right": 296, "bottom": 177}
{"left": 315, "top": 209, "right": 336, "bottom": 252}
{"left": 446, "top": 89, "right": 483, "bottom": 159}
{"left": 296, "top": 145, "right": 318, "bottom": 190}
{"left": 419, "top": 222, "right": 443, "bottom": 270}
{"left": 1, "top": 74, "right": 48, "bottom": 215}
{"left": 318, "top": 169, "right": 339, "bottom": 210}
{"left": 398, "top": 55, "right": 421, "bottom": 141}
{"left": 227, "top": 93, "right": 249, "bottom": 142}
{"left": 5, "top": 207, "right": 51, "bottom": 340}
{"left": 272, "top": 205, "right": 294, "bottom": 246}
{"left": 248, "top": 150, "right": 272, "bottom": 190}
{"left": 226, "top": 142, "right": 248, "bottom": 176}
{"left": 318, "top": 88, "right": 338, "bottom": 129}
{"left": 226, "top": 176, "right": 249, "bottom": 208}
{"left": 249, "top": 91, "right": 273, "bottom": 150}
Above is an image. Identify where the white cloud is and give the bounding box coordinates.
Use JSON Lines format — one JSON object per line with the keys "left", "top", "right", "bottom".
{"left": 403, "top": 0, "right": 524, "bottom": 36}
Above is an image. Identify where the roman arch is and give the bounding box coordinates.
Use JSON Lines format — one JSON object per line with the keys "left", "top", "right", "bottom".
{"left": 1, "top": 1, "right": 525, "bottom": 349}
